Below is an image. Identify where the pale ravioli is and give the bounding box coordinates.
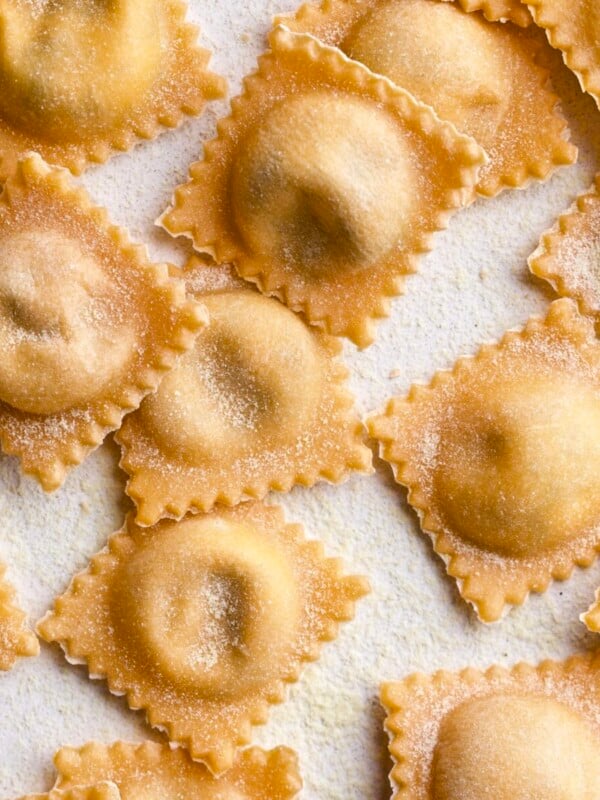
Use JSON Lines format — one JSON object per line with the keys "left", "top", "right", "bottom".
{"left": 527, "top": 0, "right": 600, "bottom": 108}
{"left": 0, "top": 154, "right": 206, "bottom": 491}
{"left": 37, "top": 503, "right": 370, "bottom": 774}
{"left": 22, "top": 785, "right": 121, "bottom": 800}
{"left": 117, "top": 259, "right": 372, "bottom": 527}
{"left": 381, "top": 654, "right": 600, "bottom": 799}
{"left": 369, "top": 299, "right": 600, "bottom": 622}
{"left": 0, "top": 0, "right": 225, "bottom": 178}
{"left": 278, "top": 0, "right": 576, "bottom": 197}
{"left": 53, "top": 742, "right": 302, "bottom": 800}
{"left": 0, "top": 560, "right": 38, "bottom": 670}
{"left": 529, "top": 173, "right": 600, "bottom": 315}
{"left": 161, "top": 27, "right": 486, "bottom": 347}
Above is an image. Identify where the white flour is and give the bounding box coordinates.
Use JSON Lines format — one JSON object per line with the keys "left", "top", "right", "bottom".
{"left": 1, "top": 1, "right": 600, "bottom": 798}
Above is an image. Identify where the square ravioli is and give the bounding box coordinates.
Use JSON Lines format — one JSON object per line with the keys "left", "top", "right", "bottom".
{"left": 0, "top": 0, "right": 226, "bottom": 179}
{"left": 0, "top": 154, "right": 206, "bottom": 491}
{"left": 369, "top": 299, "right": 600, "bottom": 622}
{"left": 381, "top": 653, "right": 600, "bottom": 799}
{"left": 529, "top": 173, "right": 600, "bottom": 315}
{"left": 53, "top": 742, "right": 302, "bottom": 800}
{"left": 161, "top": 26, "right": 486, "bottom": 347}
{"left": 37, "top": 502, "right": 370, "bottom": 774}
{"left": 0, "top": 560, "right": 38, "bottom": 670}
{"left": 278, "top": 0, "right": 576, "bottom": 197}
{"left": 117, "top": 258, "right": 373, "bottom": 527}
{"left": 527, "top": 0, "right": 600, "bottom": 109}
{"left": 22, "top": 785, "right": 120, "bottom": 800}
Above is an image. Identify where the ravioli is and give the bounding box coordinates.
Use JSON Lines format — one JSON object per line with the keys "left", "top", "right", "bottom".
{"left": 0, "top": 0, "right": 226, "bottom": 178}
{"left": 117, "top": 259, "right": 372, "bottom": 527}
{"left": 22, "top": 785, "right": 121, "bottom": 800}
{"left": 278, "top": 0, "right": 576, "bottom": 197}
{"left": 0, "top": 155, "right": 206, "bottom": 490}
{"left": 37, "top": 503, "right": 370, "bottom": 774}
{"left": 442, "top": 0, "right": 532, "bottom": 25}
{"left": 161, "top": 26, "right": 486, "bottom": 346}
{"left": 0, "top": 560, "right": 38, "bottom": 670}
{"left": 382, "top": 654, "right": 600, "bottom": 799}
{"left": 369, "top": 299, "right": 600, "bottom": 621}
{"left": 527, "top": 0, "right": 600, "bottom": 108}
{"left": 530, "top": 173, "right": 600, "bottom": 315}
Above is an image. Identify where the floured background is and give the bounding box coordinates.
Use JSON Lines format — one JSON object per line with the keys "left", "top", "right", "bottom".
{"left": 1, "top": 2, "right": 600, "bottom": 797}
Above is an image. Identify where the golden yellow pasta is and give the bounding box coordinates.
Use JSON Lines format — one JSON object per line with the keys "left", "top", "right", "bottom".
{"left": 0, "top": 560, "right": 38, "bottom": 671}
{"left": 37, "top": 503, "right": 370, "bottom": 774}
{"left": 161, "top": 27, "right": 486, "bottom": 347}
{"left": 382, "top": 654, "right": 600, "bottom": 799}
{"left": 53, "top": 741, "right": 302, "bottom": 800}
{"left": 0, "top": 154, "right": 206, "bottom": 491}
{"left": 278, "top": 0, "right": 576, "bottom": 197}
{"left": 117, "top": 259, "right": 372, "bottom": 527}
{"left": 581, "top": 587, "right": 600, "bottom": 632}
{"left": 369, "top": 299, "right": 600, "bottom": 622}
{"left": 0, "top": 0, "right": 225, "bottom": 178}
{"left": 21, "top": 784, "right": 120, "bottom": 800}
{"left": 530, "top": 173, "right": 600, "bottom": 315}
{"left": 441, "top": 0, "right": 532, "bottom": 25}
{"left": 527, "top": 0, "right": 600, "bottom": 109}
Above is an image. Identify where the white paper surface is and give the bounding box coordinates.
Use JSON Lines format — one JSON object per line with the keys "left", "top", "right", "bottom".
{"left": 1, "top": 2, "right": 600, "bottom": 797}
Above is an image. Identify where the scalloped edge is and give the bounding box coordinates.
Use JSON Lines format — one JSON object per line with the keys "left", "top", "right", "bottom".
{"left": 527, "top": 0, "right": 600, "bottom": 108}
{"left": 116, "top": 261, "right": 373, "bottom": 527}
{"left": 580, "top": 586, "right": 600, "bottom": 633}
{"left": 21, "top": 782, "right": 121, "bottom": 800}
{"left": 274, "top": 1, "right": 576, "bottom": 198}
{"left": 0, "top": 0, "right": 226, "bottom": 180}
{"left": 380, "top": 651, "right": 600, "bottom": 797}
{"left": 37, "top": 503, "right": 370, "bottom": 775}
{"left": 0, "top": 153, "right": 208, "bottom": 492}
{"left": 277, "top": 0, "right": 532, "bottom": 30}
{"left": 53, "top": 741, "right": 302, "bottom": 799}
{"left": 529, "top": 173, "right": 600, "bottom": 316}
{"left": 368, "top": 299, "right": 600, "bottom": 623}
{"left": 446, "top": 0, "right": 532, "bottom": 26}
{"left": 160, "top": 25, "right": 486, "bottom": 347}
{"left": 0, "top": 560, "right": 39, "bottom": 671}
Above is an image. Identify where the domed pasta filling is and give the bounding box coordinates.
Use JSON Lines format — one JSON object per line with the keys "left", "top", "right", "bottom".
{"left": 120, "top": 517, "right": 300, "bottom": 698}
{"left": 140, "top": 291, "right": 324, "bottom": 463}
{"left": 343, "top": 0, "right": 510, "bottom": 146}
{"left": 432, "top": 694, "right": 600, "bottom": 800}
{"left": 434, "top": 373, "right": 600, "bottom": 556}
{"left": 231, "top": 92, "right": 414, "bottom": 277}
{"left": 0, "top": 0, "right": 162, "bottom": 140}
{"left": 37, "top": 503, "right": 369, "bottom": 773}
{"left": 0, "top": 229, "right": 134, "bottom": 414}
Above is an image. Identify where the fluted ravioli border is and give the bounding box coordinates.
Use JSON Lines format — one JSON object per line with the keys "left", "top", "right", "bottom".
{"left": 160, "top": 26, "right": 487, "bottom": 347}
{"left": 275, "top": 0, "right": 576, "bottom": 197}
{"left": 529, "top": 172, "right": 600, "bottom": 315}
{"left": 116, "top": 259, "right": 373, "bottom": 528}
{"left": 0, "top": 0, "right": 226, "bottom": 181}
{"left": 0, "top": 560, "right": 39, "bottom": 671}
{"left": 380, "top": 652, "right": 600, "bottom": 798}
{"left": 53, "top": 740, "right": 302, "bottom": 800}
{"left": 0, "top": 154, "right": 207, "bottom": 491}
{"left": 37, "top": 503, "right": 370, "bottom": 775}
{"left": 21, "top": 783, "right": 121, "bottom": 800}
{"left": 527, "top": 0, "right": 600, "bottom": 109}
{"left": 368, "top": 300, "right": 600, "bottom": 622}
